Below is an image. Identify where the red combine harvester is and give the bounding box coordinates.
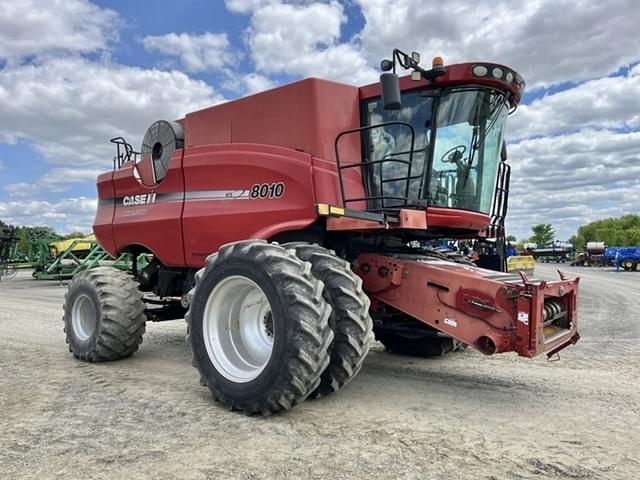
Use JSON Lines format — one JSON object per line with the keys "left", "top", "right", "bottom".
{"left": 63, "top": 50, "right": 580, "bottom": 415}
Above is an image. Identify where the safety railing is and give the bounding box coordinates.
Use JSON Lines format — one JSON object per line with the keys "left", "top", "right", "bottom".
{"left": 334, "top": 122, "right": 426, "bottom": 212}
{"left": 111, "top": 137, "right": 140, "bottom": 169}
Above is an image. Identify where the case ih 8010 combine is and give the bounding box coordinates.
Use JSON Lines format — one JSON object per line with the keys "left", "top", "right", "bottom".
{"left": 63, "top": 50, "right": 580, "bottom": 415}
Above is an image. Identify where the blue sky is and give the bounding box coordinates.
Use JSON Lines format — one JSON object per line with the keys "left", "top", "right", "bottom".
{"left": 1, "top": 0, "right": 639, "bottom": 239}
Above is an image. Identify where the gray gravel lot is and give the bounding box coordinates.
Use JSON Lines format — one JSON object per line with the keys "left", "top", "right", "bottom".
{"left": 1, "top": 264, "right": 638, "bottom": 479}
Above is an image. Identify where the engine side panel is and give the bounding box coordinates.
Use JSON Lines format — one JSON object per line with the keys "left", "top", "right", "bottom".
{"left": 110, "top": 152, "right": 186, "bottom": 266}
{"left": 93, "top": 171, "right": 116, "bottom": 256}
{"left": 182, "top": 144, "right": 318, "bottom": 268}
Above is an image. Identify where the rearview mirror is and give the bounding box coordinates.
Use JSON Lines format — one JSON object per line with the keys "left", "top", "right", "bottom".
{"left": 380, "top": 72, "right": 401, "bottom": 110}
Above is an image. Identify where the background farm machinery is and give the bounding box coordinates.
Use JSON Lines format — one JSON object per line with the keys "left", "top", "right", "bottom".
{"left": 572, "top": 242, "right": 640, "bottom": 270}
{"left": 525, "top": 241, "right": 575, "bottom": 263}
{"left": 0, "top": 227, "right": 18, "bottom": 280}
{"left": 604, "top": 246, "right": 640, "bottom": 271}
{"left": 0, "top": 229, "right": 141, "bottom": 280}
{"left": 31, "top": 236, "right": 140, "bottom": 280}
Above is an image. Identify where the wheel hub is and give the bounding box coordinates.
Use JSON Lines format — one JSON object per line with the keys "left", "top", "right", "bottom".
{"left": 71, "top": 294, "right": 97, "bottom": 342}
{"left": 203, "top": 275, "right": 274, "bottom": 383}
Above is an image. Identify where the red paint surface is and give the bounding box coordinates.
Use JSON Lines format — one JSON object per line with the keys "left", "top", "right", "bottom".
{"left": 185, "top": 78, "right": 361, "bottom": 163}
{"left": 181, "top": 144, "right": 317, "bottom": 267}
{"left": 359, "top": 62, "right": 523, "bottom": 105}
{"left": 93, "top": 171, "right": 115, "bottom": 254}
{"left": 356, "top": 254, "right": 579, "bottom": 357}
{"left": 110, "top": 152, "right": 186, "bottom": 266}
{"left": 426, "top": 207, "right": 490, "bottom": 231}
{"left": 94, "top": 70, "right": 521, "bottom": 265}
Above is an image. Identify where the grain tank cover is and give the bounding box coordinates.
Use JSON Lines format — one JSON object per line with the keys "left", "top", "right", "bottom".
{"left": 184, "top": 78, "right": 360, "bottom": 162}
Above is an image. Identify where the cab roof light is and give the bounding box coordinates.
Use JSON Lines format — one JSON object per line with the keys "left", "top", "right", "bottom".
{"left": 472, "top": 65, "right": 488, "bottom": 77}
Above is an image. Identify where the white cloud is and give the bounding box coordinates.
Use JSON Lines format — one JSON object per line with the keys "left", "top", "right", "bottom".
{"left": 142, "top": 32, "right": 233, "bottom": 73}
{"left": 246, "top": 1, "right": 378, "bottom": 84}
{"left": 241, "top": 73, "right": 276, "bottom": 94}
{"left": 506, "top": 129, "right": 640, "bottom": 240}
{"left": 0, "top": 57, "right": 221, "bottom": 168}
{"left": 225, "top": 0, "right": 313, "bottom": 13}
{"left": 225, "top": 0, "right": 272, "bottom": 12}
{"left": 509, "top": 64, "right": 640, "bottom": 140}
{"left": 356, "top": 0, "right": 640, "bottom": 89}
{"left": 237, "top": 0, "right": 640, "bottom": 90}
{"left": 504, "top": 64, "right": 640, "bottom": 240}
{"left": 0, "top": 197, "right": 97, "bottom": 234}
{"left": 3, "top": 168, "right": 102, "bottom": 197}
{"left": 0, "top": 0, "right": 118, "bottom": 61}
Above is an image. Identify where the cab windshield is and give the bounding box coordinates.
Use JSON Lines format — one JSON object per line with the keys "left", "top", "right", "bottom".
{"left": 363, "top": 87, "right": 508, "bottom": 214}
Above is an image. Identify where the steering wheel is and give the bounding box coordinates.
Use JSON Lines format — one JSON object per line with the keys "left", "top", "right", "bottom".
{"left": 441, "top": 145, "right": 467, "bottom": 163}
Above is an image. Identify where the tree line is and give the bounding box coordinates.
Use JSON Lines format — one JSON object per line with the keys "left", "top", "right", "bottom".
{"left": 509, "top": 214, "right": 640, "bottom": 249}
{"left": 569, "top": 214, "right": 640, "bottom": 248}
{"left": 0, "top": 220, "right": 88, "bottom": 255}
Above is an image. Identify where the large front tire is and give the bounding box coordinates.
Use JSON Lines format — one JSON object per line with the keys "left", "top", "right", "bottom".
{"left": 285, "top": 243, "right": 372, "bottom": 398}
{"left": 63, "top": 267, "right": 146, "bottom": 361}
{"left": 186, "top": 240, "right": 333, "bottom": 415}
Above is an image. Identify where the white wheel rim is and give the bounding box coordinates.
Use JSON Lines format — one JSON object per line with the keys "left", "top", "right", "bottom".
{"left": 71, "top": 294, "right": 97, "bottom": 341}
{"left": 203, "top": 275, "right": 274, "bottom": 383}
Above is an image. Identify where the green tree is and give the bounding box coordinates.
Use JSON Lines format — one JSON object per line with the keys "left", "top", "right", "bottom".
{"left": 530, "top": 224, "right": 555, "bottom": 246}
{"left": 62, "top": 231, "right": 89, "bottom": 240}
{"left": 569, "top": 235, "right": 584, "bottom": 249}
{"left": 574, "top": 214, "right": 640, "bottom": 247}
{"left": 625, "top": 228, "right": 640, "bottom": 245}
{"left": 29, "top": 226, "right": 58, "bottom": 239}
{"left": 506, "top": 234, "right": 517, "bottom": 242}
{"left": 17, "top": 229, "right": 30, "bottom": 256}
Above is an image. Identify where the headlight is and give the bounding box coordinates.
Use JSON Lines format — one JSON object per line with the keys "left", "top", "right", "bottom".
{"left": 472, "top": 65, "right": 488, "bottom": 77}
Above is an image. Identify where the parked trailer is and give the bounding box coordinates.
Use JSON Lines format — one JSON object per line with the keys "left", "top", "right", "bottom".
{"left": 605, "top": 246, "right": 640, "bottom": 271}
{"left": 530, "top": 242, "right": 575, "bottom": 263}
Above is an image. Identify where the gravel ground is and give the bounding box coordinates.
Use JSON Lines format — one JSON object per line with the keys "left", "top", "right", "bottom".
{"left": 1, "top": 264, "right": 638, "bottom": 479}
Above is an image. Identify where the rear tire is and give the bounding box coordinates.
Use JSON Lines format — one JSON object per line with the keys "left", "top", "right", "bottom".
{"left": 63, "top": 267, "right": 146, "bottom": 361}
{"left": 186, "top": 240, "right": 333, "bottom": 415}
{"left": 285, "top": 243, "right": 372, "bottom": 398}
{"left": 375, "top": 330, "right": 464, "bottom": 357}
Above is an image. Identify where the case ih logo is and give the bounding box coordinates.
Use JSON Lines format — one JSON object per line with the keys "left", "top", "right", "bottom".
{"left": 122, "top": 193, "right": 157, "bottom": 206}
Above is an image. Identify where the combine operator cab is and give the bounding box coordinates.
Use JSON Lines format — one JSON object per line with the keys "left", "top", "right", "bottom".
{"left": 335, "top": 50, "right": 518, "bottom": 239}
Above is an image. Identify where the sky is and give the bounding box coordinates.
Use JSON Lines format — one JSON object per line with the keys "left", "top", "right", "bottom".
{"left": 0, "top": 0, "right": 638, "bottom": 240}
